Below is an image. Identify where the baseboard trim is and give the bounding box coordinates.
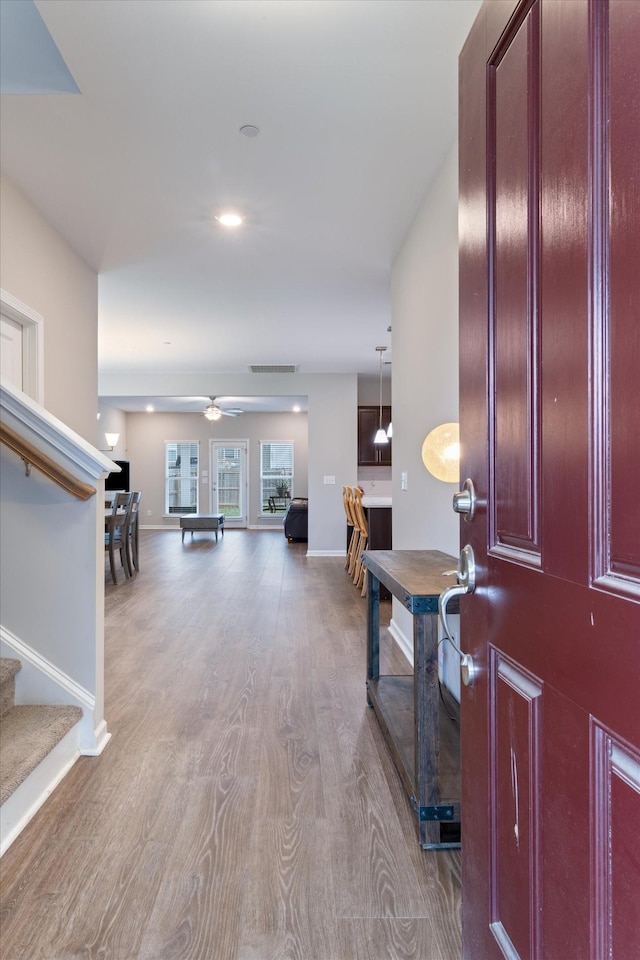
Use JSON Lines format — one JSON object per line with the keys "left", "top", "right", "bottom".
{"left": 1, "top": 626, "right": 94, "bottom": 710}
{"left": 82, "top": 720, "right": 111, "bottom": 756}
{"left": 0, "top": 725, "right": 80, "bottom": 857}
{"left": 388, "top": 617, "right": 414, "bottom": 666}
{"left": 139, "top": 524, "right": 179, "bottom": 530}
{"left": 305, "top": 550, "right": 346, "bottom": 557}
{"left": 0, "top": 626, "right": 109, "bottom": 753}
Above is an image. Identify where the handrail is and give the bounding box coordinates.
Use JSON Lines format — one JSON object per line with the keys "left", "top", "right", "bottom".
{"left": 1, "top": 422, "right": 96, "bottom": 501}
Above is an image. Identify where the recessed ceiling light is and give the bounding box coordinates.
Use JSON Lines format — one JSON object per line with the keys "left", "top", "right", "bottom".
{"left": 239, "top": 124, "right": 259, "bottom": 138}
{"left": 216, "top": 212, "right": 244, "bottom": 227}
{"left": 292, "top": 405, "right": 301, "bottom": 413}
{"left": 145, "top": 405, "right": 154, "bottom": 413}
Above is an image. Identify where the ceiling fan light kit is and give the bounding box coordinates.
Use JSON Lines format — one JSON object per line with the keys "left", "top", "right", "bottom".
{"left": 203, "top": 397, "right": 243, "bottom": 420}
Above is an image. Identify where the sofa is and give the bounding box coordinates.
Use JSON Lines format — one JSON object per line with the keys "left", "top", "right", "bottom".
{"left": 283, "top": 498, "right": 308, "bottom": 542}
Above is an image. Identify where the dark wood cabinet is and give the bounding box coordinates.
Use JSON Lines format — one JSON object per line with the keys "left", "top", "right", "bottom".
{"left": 357, "top": 406, "right": 392, "bottom": 465}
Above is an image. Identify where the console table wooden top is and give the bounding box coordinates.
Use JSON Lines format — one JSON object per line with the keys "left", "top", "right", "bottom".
{"left": 362, "top": 549, "right": 459, "bottom": 614}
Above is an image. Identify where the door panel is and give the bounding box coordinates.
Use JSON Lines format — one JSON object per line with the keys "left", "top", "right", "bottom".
{"left": 489, "top": 651, "right": 543, "bottom": 958}
{"left": 459, "top": 1, "right": 640, "bottom": 956}
{"left": 0, "top": 313, "right": 23, "bottom": 391}
{"left": 597, "top": 0, "right": 640, "bottom": 595}
{"left": 491, "top": 4, "right": 541, "bottom": 565}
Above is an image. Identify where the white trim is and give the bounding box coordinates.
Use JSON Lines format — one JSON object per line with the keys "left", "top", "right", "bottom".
{"left": 0, "top": 626, "right": 110, "bottom": 754}
{"left": 0, "top": 726, "right": 80, "bottom": 857}
{"left": 1, "top": 380, "right": 114, "bottom": 481}
{"left": 305, "top": 550, "right": 345, "bottom": 557}
{"left": 141, "top": 524, "right": 180, "bottom": 530}
{"left": 389, "top": 617, "right": 413, "bottom": 665}
{"left": 1, "top": 626, "right": 95, "bottom": 709}
{"left": 83, "top": 719, "right": 111, "bottom": 757}
{"left": 0, "top": 289, "right": 44, "bottom": 404}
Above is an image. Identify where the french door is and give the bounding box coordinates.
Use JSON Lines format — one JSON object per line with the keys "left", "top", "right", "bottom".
{"left": 458, "top": 1, "right": 640, "bottom": 956}
{"left": 209, "top": 440, "right": 247, "bottom": 528}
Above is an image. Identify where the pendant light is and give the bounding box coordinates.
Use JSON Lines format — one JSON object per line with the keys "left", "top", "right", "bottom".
{"left": 374, "top": 346, "right": 389, "bottom": 444}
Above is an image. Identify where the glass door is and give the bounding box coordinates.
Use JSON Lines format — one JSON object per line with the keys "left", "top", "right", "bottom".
{"left": 209, "top": 440, "right": 247, "bottom": 527}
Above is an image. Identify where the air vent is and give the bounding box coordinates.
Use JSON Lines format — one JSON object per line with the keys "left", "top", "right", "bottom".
{"left": 248, "top": 364, "right": 298, "bottom": 374}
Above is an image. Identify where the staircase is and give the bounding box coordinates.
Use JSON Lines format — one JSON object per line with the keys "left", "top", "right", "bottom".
{"left": 0, "top": 657, "right": 82, "bottom": 810}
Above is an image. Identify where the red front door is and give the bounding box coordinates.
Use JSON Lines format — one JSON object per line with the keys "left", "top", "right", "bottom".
{"left": 458, "top": 1, "right": 640, "bottom": 956}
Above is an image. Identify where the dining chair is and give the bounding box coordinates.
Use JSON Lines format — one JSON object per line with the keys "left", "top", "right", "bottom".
{"left": 105, "top": 491, "right": 133, "bottom": 584}
{"left": 125, "top": 491, "right": 141, "bottom": 575}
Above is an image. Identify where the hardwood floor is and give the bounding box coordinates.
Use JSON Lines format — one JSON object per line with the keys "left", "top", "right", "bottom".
{"left": 0, "top": 530, "right": 461, "bottom": 960}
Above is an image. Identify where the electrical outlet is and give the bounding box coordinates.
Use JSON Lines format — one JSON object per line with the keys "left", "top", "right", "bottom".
{"left": 146, "top": 509, "right": 152, "bottom": 516}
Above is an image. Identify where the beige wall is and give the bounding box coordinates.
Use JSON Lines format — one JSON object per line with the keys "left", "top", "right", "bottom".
{"left": 0, "top": 173, "right": 98, "bottom": 442}
{"left": 0, "top": 171, "right": 106, "bottom": 729}
{"left": 390, "top": 140, "right": 461, "bottom": 697}
{"left": 109, "top": 408, "right": 308, "bottom": 528}
{"left": 99, "top": 372, "right": 358, "bottom": 554}
{"left": 391, "top": 140, "right": 460, "bottom": 556}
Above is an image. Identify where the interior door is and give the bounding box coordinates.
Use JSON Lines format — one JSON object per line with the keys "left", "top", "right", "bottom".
{"left": 0, "top": 313, "right": 23, "bottom": 391}
{"left": 458, "top": 1, "right": 640, "bottom": 957}
{"left": 210, "top": 440, "right": 247, "bottom": 527}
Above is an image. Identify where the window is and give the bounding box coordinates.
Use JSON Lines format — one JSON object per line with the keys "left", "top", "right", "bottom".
{"left": 165, "top": 442, "right": 199, "bottom": 514}
{"left": 260, "top": 441, "right": 294, "bottom": 513}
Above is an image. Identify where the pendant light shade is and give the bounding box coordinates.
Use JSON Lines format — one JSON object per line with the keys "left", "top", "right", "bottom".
{"left": 374, "top": 346, "right": 389, "bottom": 444}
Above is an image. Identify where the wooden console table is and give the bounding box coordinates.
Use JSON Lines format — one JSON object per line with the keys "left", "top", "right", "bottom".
{"left": 363, "top": 549, "right": 461, "bottom": 849}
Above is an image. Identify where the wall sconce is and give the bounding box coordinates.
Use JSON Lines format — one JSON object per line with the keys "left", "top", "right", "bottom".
{"left": 104, "top": 433, "right": 120, "bottom": 451}
{"left": 421, "top": 422, "right": 460, "bottom": 483}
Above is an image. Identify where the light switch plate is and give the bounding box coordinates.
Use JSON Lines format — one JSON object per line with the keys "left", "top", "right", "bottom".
{"left": 323, "top": 475, "right": 336, "bottom": 484}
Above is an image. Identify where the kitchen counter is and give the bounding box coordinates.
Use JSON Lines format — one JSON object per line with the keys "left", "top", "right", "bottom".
{"left": 361, "top": 496, "right": 392, "bottom": 508}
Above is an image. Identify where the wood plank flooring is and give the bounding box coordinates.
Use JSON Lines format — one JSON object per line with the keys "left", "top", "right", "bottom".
{"left": 0, "top": 530, "right": 461, "bottom": 960}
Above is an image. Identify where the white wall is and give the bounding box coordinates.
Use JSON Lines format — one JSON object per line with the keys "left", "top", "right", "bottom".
{"left": 0, "top": 171, "right": 107, "bottom": 733}
{"left": 99, "top": 372, "right": 357, "bottom": 555}
{"left": 390, "top": 140, "right": 461, "bottom": 698}
{"left": 109, "top": 408, "right": 308, "bottom": 528}
{"left": 0, "top": 173, "right": 98, "bottom": 443}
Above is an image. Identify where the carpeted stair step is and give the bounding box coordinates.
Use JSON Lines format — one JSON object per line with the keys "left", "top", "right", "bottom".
{"left": 0, "top": 703, "right": 83, "bottom": 805}
{"left": 0, "top": 658, "right": 22, "bottom": 719}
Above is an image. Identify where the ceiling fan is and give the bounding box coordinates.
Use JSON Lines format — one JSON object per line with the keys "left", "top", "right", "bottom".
{"left": 203, "top": 397, "right": 244, "bottom": 421}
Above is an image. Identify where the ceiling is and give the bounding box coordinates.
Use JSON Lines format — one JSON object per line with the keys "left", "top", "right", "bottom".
{"left": 1, "top": 0, "right": 481, "bottom": 390}
{"left": 106, "top": 395, "right": 308, "bottom": 415}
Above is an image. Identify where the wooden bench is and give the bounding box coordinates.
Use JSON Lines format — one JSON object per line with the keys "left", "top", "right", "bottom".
{"left": 179, "top": 513, "right": 225, "bottom": 543}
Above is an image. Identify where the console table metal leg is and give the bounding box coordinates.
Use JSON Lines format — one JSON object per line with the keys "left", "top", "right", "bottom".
{"left": 414, "top": 611, "right": 441, "bottom": 848}
{"left": 366, "top": 570, "right": 380, "bottom": 704}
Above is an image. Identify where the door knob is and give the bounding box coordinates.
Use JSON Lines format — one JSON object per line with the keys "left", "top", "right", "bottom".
{"left": 453, "top": 478, "right": 476, "bottom": 521}
{"left": 439, "top": 544, "right": 477, "bottom": 686}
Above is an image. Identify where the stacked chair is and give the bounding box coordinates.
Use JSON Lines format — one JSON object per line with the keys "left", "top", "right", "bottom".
{"left": 342, "top": 485, "right": 369, "bottom": 596}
